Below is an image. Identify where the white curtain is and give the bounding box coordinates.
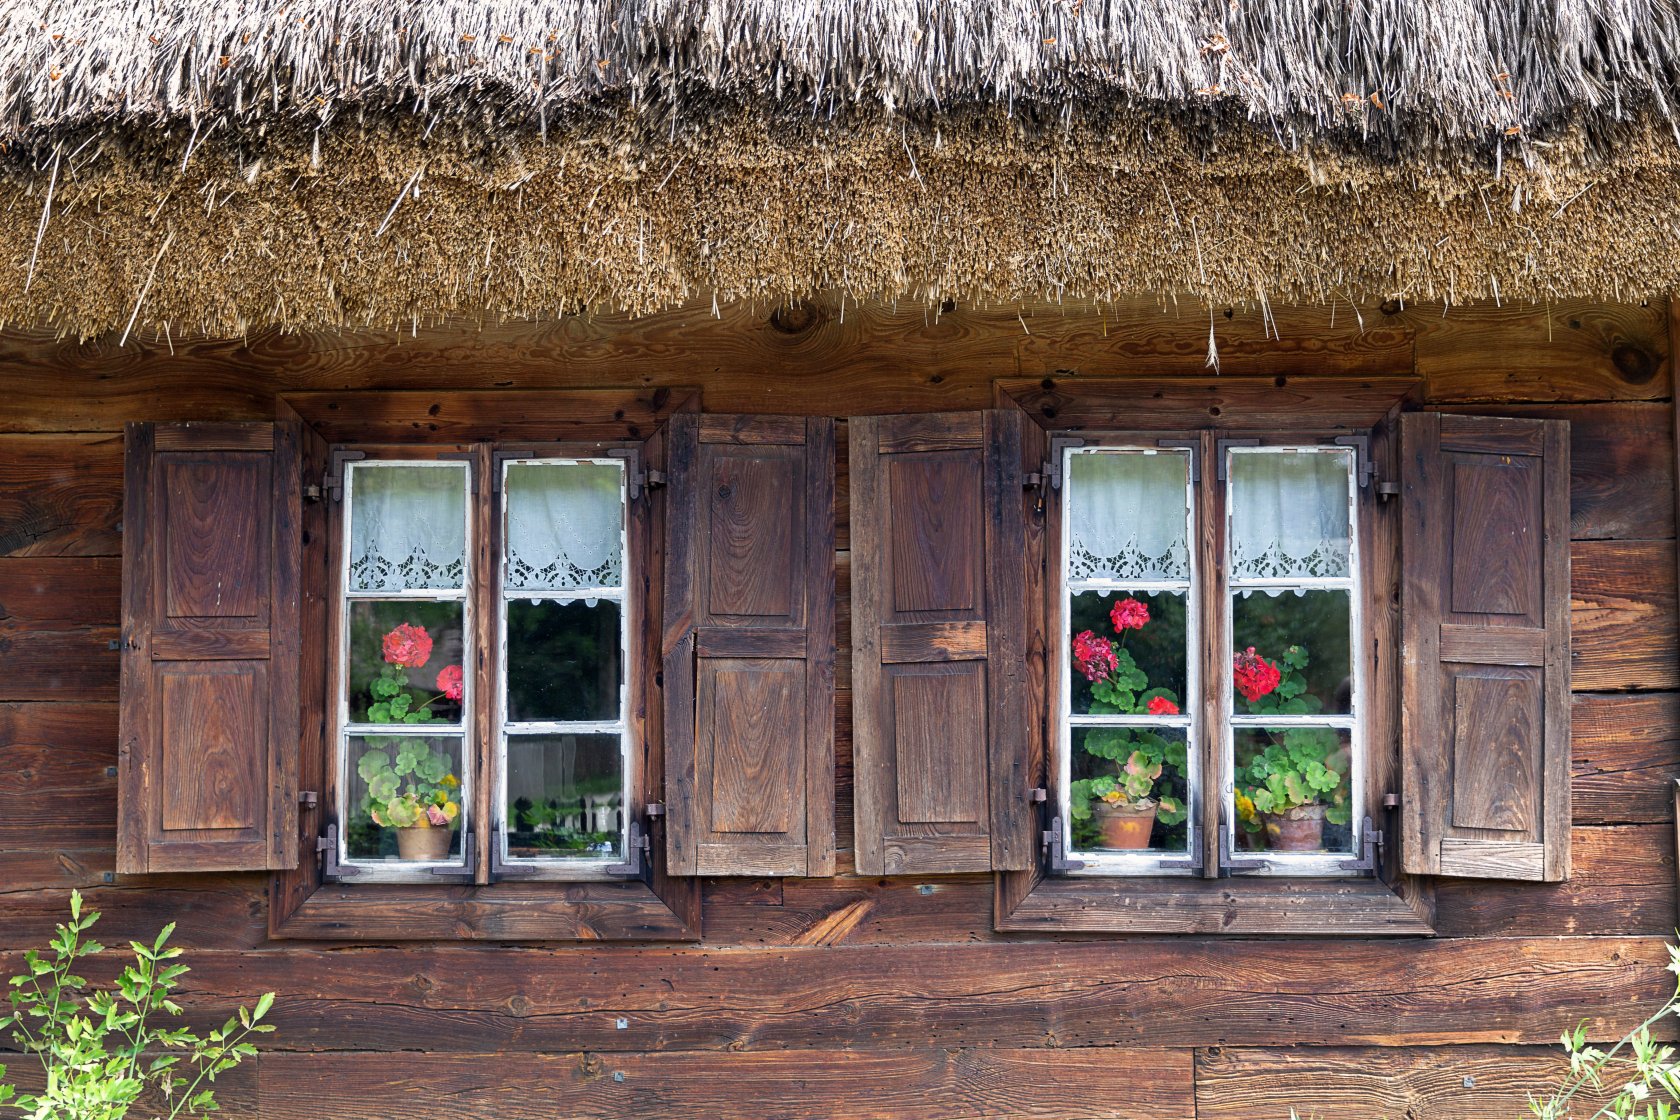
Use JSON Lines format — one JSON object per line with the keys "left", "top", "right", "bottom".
{"left": 1066, "top": 450, "right": 1190, "bottom": 583}
{"left": 348, "top": 464, "right": 467, "bottom": 591}
{"left": 505, "top": 463, "right": 623, "bottom": 592}
{"left": 1229, "top": 450, "right": 1351, "bottom": 582}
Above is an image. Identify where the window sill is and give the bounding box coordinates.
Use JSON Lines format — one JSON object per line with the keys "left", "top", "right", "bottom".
{"left": 268, "top": 877, "right": 701, "bottom": 942}
{"left": 994, "top": 872, "right": 1434, "bottom": 936}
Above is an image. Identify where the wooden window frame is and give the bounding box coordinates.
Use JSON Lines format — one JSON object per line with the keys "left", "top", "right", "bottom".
{"left": 993, "top": 377, "right": 1436, "bottom": 935}
{"left": 268, "top": 390, "right": 702, "bottom": 941}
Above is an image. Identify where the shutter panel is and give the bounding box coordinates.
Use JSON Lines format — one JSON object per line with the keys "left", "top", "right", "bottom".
{"left": 118, "top": 422, "right": 303, "bottom": 873}
{"left": 663, "top": 414, "right": 836, "bottom": 876}
{"left": 1400, "top": 413, "right": 1571, "bottom": 881}
{"left": 849, "top": 411, "right": 1033, "bottom": 875}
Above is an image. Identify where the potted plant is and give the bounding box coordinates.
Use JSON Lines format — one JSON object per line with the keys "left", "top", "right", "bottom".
{"left": 1232, "top": 644, "right": 1349, "bottom": 850}
{"left": 358, "top": 622, "right": 466, "bottom": 860}
{"left": 1068, "top": 597, "right": 1187, "bottom": 850}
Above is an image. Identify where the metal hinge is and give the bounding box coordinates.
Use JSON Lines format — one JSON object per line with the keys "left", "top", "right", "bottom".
{"left": 427, "top": 829, "right": 476, "bottom": 881}
{"left": 607, "top": 448, "right": 664, "bottom": 501}
{"left": 1157, "top": 439, "right": 1201, "bottom": 482}
{"left": 1338, "top": 816, "right": 1385, "bottom": 874}
{"left": 302, "top": 483, "right": 323, "bottom": 502}
{"left": 1157, "top": 814, "right": 1204, "bottom": 873}
{"left": 1026, "top": 437, "right": 1086, "bottom": 492}
{"left": 489, "top": 825, "right": 540, "bottom": 881}
{"left": 1334, "top": 435, "right": 1375, "bottom": 488}
{"left": 1220, "top": 824, "right": 1268, "bottom": 875}
{"left": 298, "top": 790, "right": 318, "bottom": 808}
{"left": 1034, "top": 789, "right": 1085, "bottom": 873}
{"left": 1215, "top": 438, "right": 1260, "bottom": 480}
{"left": 1376, "top": 480, "right": 1401, "bottom": 500}
{"left": 323, "top": 450, "right": 366, "bottom": 502}
{"left": 317, "top": 823, "right": 360, "bottom": 880}
{"left": 605, "top": 811, "right": 656, "bottom": 881}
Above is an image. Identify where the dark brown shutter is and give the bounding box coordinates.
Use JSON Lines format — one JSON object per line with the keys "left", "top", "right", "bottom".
{"left": 849, "top": 411, "right": 1033, "bottom": 875}
{"left": 1400, "top": 413, "right": 1571, "bottom": 881}
{"left": 118, "top": 422, "right": 303, "bottom": 873}
{"left": 662, "top": 414, "right": 836, "bottom": 877}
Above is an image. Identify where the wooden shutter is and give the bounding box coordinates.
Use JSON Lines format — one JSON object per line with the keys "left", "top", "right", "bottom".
{"left": 1400, "top": 413, "right": 1571, "bottom": 881}
{"left": 663, "top": 414, "right": 836, "bottom": 876}
{"left": 849, "top": 411, "right": 1033, "bottom": 875}
{"left": 118, "top": 422, "right": 303, "bottom": 873}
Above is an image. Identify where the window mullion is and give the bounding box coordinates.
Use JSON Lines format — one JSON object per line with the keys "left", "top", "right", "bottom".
{"left": 1195, "top": 430, "right": 1225, "bottom": 879}
{"left": 470, "top": 443, "right": 497, "bottom": 885}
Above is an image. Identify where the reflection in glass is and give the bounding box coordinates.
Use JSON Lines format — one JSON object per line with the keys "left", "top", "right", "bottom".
{"left": 1228, "top": 450, "right": 1351, "bottom": 581}
{"left": 346, "top": 463, "right": 467, "bottom": 591}
{"left": 505, "top": 600, "right": 622, "bottom": 723}
{"left": 1067, "top": 450, "right": 1190, "bottom": 582}
{"left": 346, "top": 600, "right": 466, "bottom": 725}
{"left": 1069, "top": 727, "right": 1189, "bottom": 854}
{"left": 1232, "top": 727, "right": 1353, "bottom": 855}
{"left": 504, "top": 734, "right": 625, "bottom": 860}
{"left": 1068, "top": 590, "right": 1187, "bottom": 715}
{"left": 344, "top": 735, "right": 466, "bottom": 862}
{"left": 1230, "top": 590, "right": 1352, "bottom": 715}
{"left": 505, "top": 462, "right": 623, "bottom": 591}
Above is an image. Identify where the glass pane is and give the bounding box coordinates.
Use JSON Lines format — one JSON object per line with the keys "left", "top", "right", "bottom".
{"left": 505, "top": 734, "right": 625, "bottom": 860}
{"left": 1068, "top": 590, "right": 1188, "bottom": 716}
{"left": 346, "top": 601, "right": 466, "bottom": 725}
{"left": 506, "top": 599, "right": 623, "bottom": 723}
{"left": 347, "top": 464, "right": 467, "bottom": 591}
{"left": 1069, "top": 727, "right": 1190, "bottom": 854}
{"left": 1230, "top": 590, "right": 1352, "bottom": 715}
{"left": 1067, "top": 451, "right": 1190, "bottom": 583}
{"left": 1233, "top": 727, "right": 1354, "bottom": 855}
{"left": 505, "top": 462, "right": 624, "bottom": 592}
{"left": 344, "top": 734, "right": 466, "bottom": 863}
{"left": 1229, "top": 450, "right": 1351, "bottom": 581}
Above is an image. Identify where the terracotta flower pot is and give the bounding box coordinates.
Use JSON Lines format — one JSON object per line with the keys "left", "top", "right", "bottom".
{"left": 395, "top": 825, "right": 453, "bottom": 861}
{"left": 1262, "top": 804, "right": 1326, "bottom": 852}
{"left": 1092, "top": 802, "right": 1158, "bottom": 850}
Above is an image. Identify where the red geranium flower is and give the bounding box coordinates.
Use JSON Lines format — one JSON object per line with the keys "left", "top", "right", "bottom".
{"left": 1233, "top": 647, "right": 1283, "bottom": 703}
{"left": 382, "top": 623, "right": 433, "bottom": 669}
{"left": 1146, "top": 696, "right": 1180, "bottom": 716}
{"left": 1110, "top": 597, "right": 1150, "bottom": 632}
{"left": 436, "top": 664, "right": 464, "bottom": 701}
{"left": 1071, "top": 630, "right": 1118, "bottom": 682}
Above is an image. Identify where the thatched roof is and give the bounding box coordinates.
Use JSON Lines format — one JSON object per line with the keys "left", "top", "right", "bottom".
{"left": 4, "top": 1, "right": 1680, "bottom": 335}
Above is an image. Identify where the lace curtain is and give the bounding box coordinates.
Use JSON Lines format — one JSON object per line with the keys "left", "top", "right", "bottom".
{"left": 505, "top": 463, "right": 623, "bottom": 592}
{"left": 1066, "top": 451, "right": 1190, "bottom": 582}
{"left": 1229, "top": 451, "right": 1351, "bottom": 582}
{"left": 348, "top": 464, "right": 467, "bottom": 591}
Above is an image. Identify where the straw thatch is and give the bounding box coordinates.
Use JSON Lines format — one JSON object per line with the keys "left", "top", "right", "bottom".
{"left": 5, "top": 1, "right": 1680, "bottom": 335}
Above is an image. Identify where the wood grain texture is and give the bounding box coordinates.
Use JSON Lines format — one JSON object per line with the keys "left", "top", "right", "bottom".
{"left": 27, "top": 936, "right": 1665, "bottom": 1052}
{"left": 1195, "top": 1045, "right": 1613, "bottom": 1120}
{"left": 1573, "top": 693, "right": 1680, "bottom": 824}
{"left": 252, "top": 1048, "right": 1195, "bottom": 1120}
{"left": 0, "top": 435, "right": 123, "bottom": 556}
{"left": 1001, "top": 376, "right": 1420, "bottom": 433}
{"left": 0, "top": 557, "right": 120, "bottom": 626}
{"left": 1572, "top": 539, "right": 1679, "bottom": 692}
{"left": 285, "top": 388, "right": 698, "bottom": 444}
{"left": 0, "top": 702, "right": 118, "bottom": 847}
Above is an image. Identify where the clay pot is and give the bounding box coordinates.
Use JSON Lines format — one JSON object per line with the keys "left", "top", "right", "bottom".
{"left": 1262, "top": 804, "right": 1327, "bottom": 852}
{"left": 395, "top": 826, "right": 453, "bottom": 861}
{"left": 1092, "top": 802, "right": 1158, "bottom": 850}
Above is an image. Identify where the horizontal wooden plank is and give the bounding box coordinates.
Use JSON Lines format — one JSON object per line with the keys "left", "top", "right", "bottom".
{"left": 254, "top": 1048, "right": 1195, "bottom": 1120}
{"left": 0, "top": 626, "right": 120, "bottom": 700}
{"left": 1001, "top": 376, "right": 1419, "bottom": 433}
{"left": 1435, "top": 824, "right": 1676, "bottom": 935}
{"left": 880, "top": 621, "right": 988, "bottom": 663}
{"left": 0, "top": 434, "right": 123, "bottom": 556}
{"left": 0, "top": 877, "right": 270, "bottom": 950}
{"left": 698, "top": 414, "right": 806, "bottom": 445}
{"left": 153, "top": 422, "right": 274, "bottom": 451}
{"left": 0, "top": 702, "right": 118, "bottom": 846}
{"left": 68, "top": 936, "right": 1671, "bottom": 1052}
{"left": 1195, "top": 1045, "right": 1614, "bottom": 1120}
{"left": 1573, "top": 693, "right": 1680, "bottom": 824}
{"left": 703, "top": 875, "right": 1001, "bottom": 946}
{"left": 287, "top": 388, "right": 698, "bottom": 444}
{"left": 1440, "top": 623, "right": 1544, "bottom": 666}
{"left": 0, "top": 557, "right": 120, "bottom": 626}
{"left": 275, "top": 882, "right": 698, "bottom": 942}
{"left": 1438, "top": 839, "right": 1547, "bottom": 881}
{"left": 1439, "top": 402, "right": 1676, "bottom": 541}
{"left": 149, "top": 630, "right": 270, "bottom": 660}
{"left": 1572, "top": 539, "right": 1678, "bottom": 692}
{"left": 694, "top": 628, "right": 807, "bottom": 658}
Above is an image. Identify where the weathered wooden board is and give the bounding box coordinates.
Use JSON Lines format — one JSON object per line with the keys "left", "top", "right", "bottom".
{"left": 1572, "top": 539, "right": 1678, "bottom": 692}
{"left": 702, "top": 875, "right": 999, "bottom": 946}
{"left": 253, "top": 1048, "right": 1195, "bottom": 1120}
{"left": 1573, "top": 693, "right": 1680, "bottom": 824}
{"left": 1195, "top": 1045, "right": 1612, "bottom": 1120}
{"left": 0, "top": 878, "right": 271, "bottom": 950}
{"left": 0, "top": 626, "right": 119, "bottom": 700}
{"left": 0, "top": 297, "right": 1664, "bottom": 433}
{"left": 0, "top": 703, "right": 117, "bottom": 846}
{"left": 1433, "top": 824, "right": 1675, "bottom": 935}
{"left": 26, "top": 936, "right": 1661, "bottom": 1052}
{"left": 0, "top": 435, "right": 123, "bottom": 556}
{"left": 0, "top": 558, "right": 120, "bottom": 625}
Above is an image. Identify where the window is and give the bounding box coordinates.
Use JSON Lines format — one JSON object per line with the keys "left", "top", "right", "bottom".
{"left": 1058, "top": 438, "right": 1364, "bottom": 876}
{"left": 329, "top": 454, "right": 636, "bottom": 882}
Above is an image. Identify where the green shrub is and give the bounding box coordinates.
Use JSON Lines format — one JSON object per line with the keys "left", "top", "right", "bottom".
{"left": 0, "top": 891, "right": 274, "bottom": 1120}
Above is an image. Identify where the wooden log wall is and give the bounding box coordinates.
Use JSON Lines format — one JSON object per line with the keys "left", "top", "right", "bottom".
{"left": 0, "top": 295, "right": 1674, "bottom": 1119}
